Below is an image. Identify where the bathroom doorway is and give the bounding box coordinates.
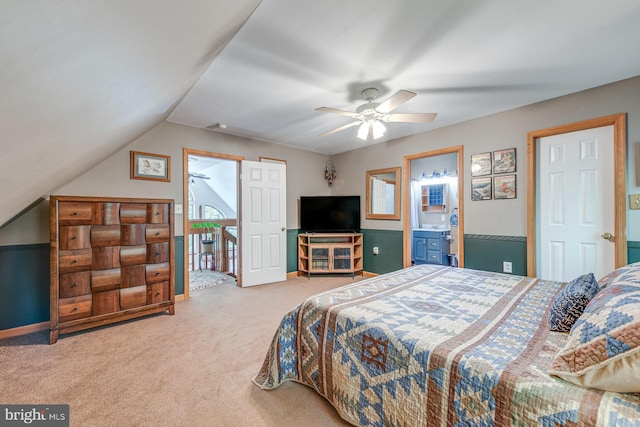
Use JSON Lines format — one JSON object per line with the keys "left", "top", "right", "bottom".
{"left": 403, "top": 146, "right": 464, "bottom": 268}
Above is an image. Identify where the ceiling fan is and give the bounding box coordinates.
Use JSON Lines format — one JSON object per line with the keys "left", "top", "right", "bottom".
{"left": 316, "top": 88, "right": 437, "bottom": 140}
{"left": 188, "top": 172, "right": 210, "bottom": 180}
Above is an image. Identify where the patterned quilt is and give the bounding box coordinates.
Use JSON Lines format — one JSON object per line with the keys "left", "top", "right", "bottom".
{"left": 253, "top": 265, "right": 640, "bottom": 426}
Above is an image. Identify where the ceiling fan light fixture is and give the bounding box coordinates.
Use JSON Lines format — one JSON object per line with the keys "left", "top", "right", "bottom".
{"left": 357, "top": 122, "right": 370, "bottom": 140}
{"left": 372, "top": 120, "right": 386, "bottom": 139}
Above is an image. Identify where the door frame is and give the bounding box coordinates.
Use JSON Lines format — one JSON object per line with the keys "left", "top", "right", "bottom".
{"left": 403, "top": 145, "right": 465, "bottom": 268}
{"left": 526, "top": 114, "right": 627, "bottom": 277}
{"left": 182, "top": 148, "right": 244, "bottom": 299}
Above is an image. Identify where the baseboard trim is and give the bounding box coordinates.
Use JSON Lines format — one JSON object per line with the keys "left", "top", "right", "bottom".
{"left": 0, "top": 321, "right": 49, "bottom": 339}
{"left": 287, "top": 271, "right": 299, "bottom": 279}
{"left": 362, "top": 271, "right": 379, "bottom": 278}
{"left": 175, "top": 294, "right": 185, "bottom": 302}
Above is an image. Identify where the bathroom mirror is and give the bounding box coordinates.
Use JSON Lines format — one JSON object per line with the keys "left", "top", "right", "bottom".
{"left": 366, "top": 167, "right": 401, "bottom": 220}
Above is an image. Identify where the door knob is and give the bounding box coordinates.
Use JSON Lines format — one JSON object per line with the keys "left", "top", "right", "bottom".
{"left": 281, "top": 226, "right": 287, "bottom": 232}
{"left": 601, "top": 232, "right": 614, "bottom": 242}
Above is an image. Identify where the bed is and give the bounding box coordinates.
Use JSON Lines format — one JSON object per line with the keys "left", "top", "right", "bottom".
{"left": 253, "top": 264, "right": 640, "bottom": 426}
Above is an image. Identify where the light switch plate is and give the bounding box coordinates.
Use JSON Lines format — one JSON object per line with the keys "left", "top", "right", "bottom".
{"left": 175, "top": 204, "right": 183, "bottom": 214}
{"left": 630, "top": 194, "right": 640, "bottom": 210}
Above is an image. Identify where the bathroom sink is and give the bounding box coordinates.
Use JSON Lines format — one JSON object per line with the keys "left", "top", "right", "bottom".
{"left": 420, "top": 224, "right": 450, "bottom": 231}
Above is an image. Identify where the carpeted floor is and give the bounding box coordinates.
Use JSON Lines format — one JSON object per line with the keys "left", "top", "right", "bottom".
{"left": 0, "top": 275, "right": 361, "bottom": 426}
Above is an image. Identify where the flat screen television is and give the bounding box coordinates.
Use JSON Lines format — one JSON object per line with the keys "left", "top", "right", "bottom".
{"left": 300, "top": 196, "right": 360, "bottom": 233}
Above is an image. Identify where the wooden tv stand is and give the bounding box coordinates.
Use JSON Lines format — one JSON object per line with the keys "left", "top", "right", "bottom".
{"left": 298, "top": 233, "right": 363, "bottom": 277}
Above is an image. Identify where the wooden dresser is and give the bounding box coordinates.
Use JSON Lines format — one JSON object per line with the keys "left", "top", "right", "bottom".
{"left": 49, "top": 195, "right": 175, "bottom": 344}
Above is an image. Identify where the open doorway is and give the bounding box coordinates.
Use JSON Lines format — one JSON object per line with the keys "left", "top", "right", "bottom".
{"left": 183, "top": 149, "right": 243, "bottom": 298}
{"left": 403, "top": 146, "right": 464, "bottom": 268}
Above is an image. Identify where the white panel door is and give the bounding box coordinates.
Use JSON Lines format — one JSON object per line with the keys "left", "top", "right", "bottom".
{"left": 538, "top": 126, "right": 614, "bottom": 281}
{"left": 240, "top": 160, "right": 287, "bottom": 286}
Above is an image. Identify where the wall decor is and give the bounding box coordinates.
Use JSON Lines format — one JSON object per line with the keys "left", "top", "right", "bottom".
{"left": 494, "top": 174, "right": 517, "bottom": 199}
{"left": 471, "top": 177, "right": 492, "bottom": 201}
{"left": 471, "top": 152, "right": 492, "bottom": 176}
{"left": 130, "top": 151, "right": 171, "bottom": 182}
{"left": 493, "top": 148, "right": 516, "bottom": 174}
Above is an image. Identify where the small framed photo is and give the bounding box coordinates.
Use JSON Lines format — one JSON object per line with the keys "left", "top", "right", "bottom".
{"left": 130, "top": 151, "right": 171, "bottom": 182}
{"left": 494, "top": 174, "right": 517, "bottom": 199}
{"left": 493, "top": 148, "right": 516, "bottom": 174}
{"left": 471, "top": 177, "right": 492, "bottom": 201}
{"left": 471, "top": 152, "right": 492, "bottom": 176}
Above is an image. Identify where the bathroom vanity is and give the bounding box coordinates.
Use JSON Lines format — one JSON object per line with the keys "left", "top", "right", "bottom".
{"left": 412, "top": 228, "right": 451, "bottom": 265}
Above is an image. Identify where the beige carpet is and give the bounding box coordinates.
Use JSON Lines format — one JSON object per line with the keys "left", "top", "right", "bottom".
{"left": 0, "top": 276, "right": 362, "bottom": 427}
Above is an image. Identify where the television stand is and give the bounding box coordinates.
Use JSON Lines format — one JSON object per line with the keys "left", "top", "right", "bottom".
{"left": 298, "top": 233, "right": 363, "bottom": 278}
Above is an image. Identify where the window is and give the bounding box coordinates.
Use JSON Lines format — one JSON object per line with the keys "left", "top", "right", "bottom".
{"left": 204, "top": 205, "right": 225, "bottom": 220}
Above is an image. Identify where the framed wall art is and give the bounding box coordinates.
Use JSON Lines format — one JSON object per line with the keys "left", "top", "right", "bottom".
{"left": 471, "top": 177, "right": 492, "bottom": 201}
{"left": 130, "top": 151, "right": 171, "bottom": 182}
{"left": 471, "top": 152, "right": 492, "bottom": 176}
{"left": 493, "top": 148, "right": 516, "bottom": 174}
{"left": 494, "top": 174, "right": 517, "bottom": 199}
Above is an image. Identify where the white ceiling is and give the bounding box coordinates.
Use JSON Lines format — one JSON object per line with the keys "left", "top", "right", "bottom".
{"left": 168, "top": 0, "right": 640, "bottom": 154}
{"left": 2, "top": 0, "right": 640, "bottom": 227}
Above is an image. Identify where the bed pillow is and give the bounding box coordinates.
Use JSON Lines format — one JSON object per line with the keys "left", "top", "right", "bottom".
{"left": 548, "top": 273, "right": 599, "bottom": 332}
{"left": 548, "top": 277, "right": 640, "bottom": 393}
{"left": 597, "top": 261, "right": 640, "bottom": 289}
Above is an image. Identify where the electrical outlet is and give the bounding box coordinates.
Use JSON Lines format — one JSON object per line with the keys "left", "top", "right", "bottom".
{"left": 630, "top": 194, "right": 640, "bottom": 210}
{"left": 503, "top": 261, "right": 512, "bottom": 273}
{"left": 373, "top": 247, "right": 379, "bottom": 255}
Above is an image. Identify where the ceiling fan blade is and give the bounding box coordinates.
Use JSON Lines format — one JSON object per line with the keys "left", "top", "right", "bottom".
{"left": 316, "top": 107, "right": 358, "bottom": 117}
{"left": 375, "top": 90, "right": 416, "bottom": 114}
{"left": 386, "top": 113, "right": 437, "bottom": 123}
{"left": 320, "top": 120, "right": 362, "bottom": 136}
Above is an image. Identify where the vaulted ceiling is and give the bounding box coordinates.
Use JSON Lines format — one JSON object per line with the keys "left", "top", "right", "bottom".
{"left": 2, "top": 0, "right": 640, "bottom": 227}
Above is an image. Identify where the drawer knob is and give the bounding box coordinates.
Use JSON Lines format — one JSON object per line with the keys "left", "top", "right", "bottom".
{"left": 155, "top": 212, "right": 160, "bottom": 216}
{"left": 155, "top": 232, "right": 160, "bottom": 236}
{"left": 71, "top": 236, "right": 77, "bottom": 240}
{"left": 154, "top": 252, "right": 160, "bottom": 256}
{"left": 72, "top": 307, "right": 78, "bottom": 312}
{"left": 71, "top": 282, "right": 79, "bottom": 288}
{"left": 155, "top": 292, "right": 160, "bottom": 296}
{"left": 155, "top": 272, "right": 160, "bottom": 276}
{"left": 71, "top": 259, "right": 78, "bottom": 264}
{"left": 71, "top": 212, "right": 78, "bottom": 216}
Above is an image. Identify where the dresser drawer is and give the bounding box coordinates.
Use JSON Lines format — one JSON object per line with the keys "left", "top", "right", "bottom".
{"left": 120, "top": 265, "right": 146, "bottom": 288}
{"left": 120, "top": 245, "right": 147, "bottom": 266}
{"left": 147, "top": 242, "right": 169, "bottom": 264}
{"left": 91, "top": 268, "right": 121, "bottom": 292}
{"left": 95, "top": 202, "right": 120, "bottom": 225}
{"left": 120, "top": 203, "right": 147, "bottom": 224}
{"left": 121, "top": 224, "right": 147, "bottom": 246}
{"left": 148, "top": 204, "right": 169, "bottom": 224}
{"left": 92, "top": 246, "right": 120, "bottom": 270}
{"left": 59, "top": 272, "right": 91, "bottom": 298}
{"left": 59, "top": 249, "right": 92, "bottom": 274}
{"left": 59, "top": 295, "right": 92, "bottom": 322}
{"left": 90, "top": 225, "right": 121, "bottom": 247}
{"left": 427, "top": 238, "right": 441, "bottom": 250}
{"left": 58, "top": 202, "right": 94, "bottom": 225}
{"left": 59, "top": 226, "right": 91, "bottom": 250}
{"left": 146, "top": 262, "right": 170, "bottom": 284}
{"left": 92, "top": 290, "right": 120, "bottom": 316}
{"left": 147, "top": 281, "right": 170, "bottom": 304}
{"left": 120, "top": 285, "right": 147, "bottom": 310}
{"left": 145, "top": 224, "right": 170, "bottom": 243}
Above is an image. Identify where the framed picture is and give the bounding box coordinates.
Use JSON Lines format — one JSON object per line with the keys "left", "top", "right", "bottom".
{"left": 130, "top": 151, "right": 171, "bottom": 182}
{"left": 494, "top": 174, "right": 517, "bottom": 199}
{"left": 493, "top": 148, "right": 516, "bottom": 174}
{"left": 471, "top": 177, "right": 492, "bottom": 201}
{"left": 471, "top": 152, "right": 492, "bottom": 176}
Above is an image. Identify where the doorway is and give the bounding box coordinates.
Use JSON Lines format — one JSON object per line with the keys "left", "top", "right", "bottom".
{"left": 403, "top": 146, "right": 464, "bottom": 268}
{"left": 183, "top": 148, "right": 243, "bottom": 299}
{"left": 526, "top": 114, "right": 627, "bottom": 278}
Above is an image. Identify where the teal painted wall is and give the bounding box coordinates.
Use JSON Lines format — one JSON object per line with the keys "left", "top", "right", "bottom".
{"left": 463, "top": 234, "right": 527, "bottom": 275}
{"left": 0, "top": 244, "right": 49, "bottom": 329}
{"left": 2, "top": 238, "right": 638, "bottom": 331}
{"left": 361, "top": 229, "right": 404, "bottom": 274}
{"left": 0, "top": 238, "right": 185, "bottom": 331}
